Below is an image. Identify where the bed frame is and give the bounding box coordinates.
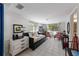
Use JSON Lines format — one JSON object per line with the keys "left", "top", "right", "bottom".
{"left": 29, "top": 37, "right": 47, "bottom": 50}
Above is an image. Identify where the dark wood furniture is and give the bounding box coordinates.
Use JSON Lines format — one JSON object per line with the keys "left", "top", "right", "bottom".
{"left": 29, "top": 36, "right": 46, "bottom": 50}
{"left": 23, "top": 32, "right": 47, "bottom": 50}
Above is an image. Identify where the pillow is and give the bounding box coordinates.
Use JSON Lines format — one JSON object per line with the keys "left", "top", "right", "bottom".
{"left": 29, "top": 32, "right": 33, "bottom": 37}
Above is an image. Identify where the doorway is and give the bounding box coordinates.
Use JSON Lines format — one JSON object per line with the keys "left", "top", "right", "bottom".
{"left": 70, "top": 10, "right": 77, "bottom": 40}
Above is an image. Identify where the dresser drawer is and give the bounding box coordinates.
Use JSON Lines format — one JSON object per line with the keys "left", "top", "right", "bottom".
{"left": 13, "top": 39, "right": 20, "bottom": 44}
{"left": 21, "top": 39, "right": 25, "bottom": 42}
{"left": 21, "top": 42, "right": 28, "bottom": 47}
{"left": 13, "top": 48, "right": 21, "bottom": 55}
{"left": 21, "top": 46, "right": 26, "bottom": 50}
{"left": 21, "top": 39, "right": 29, "bottom": 44}
{"left": 13, "top": 44, "right": 21, "bottom": 50}
{"left": 21, "top": 41, "right": 26, "bottom": 45}
{"left": 20, "top": 39, "right": 28, "bottom": 43}
{"left": 13, "top": 42, "right": 21, "bottom": 46}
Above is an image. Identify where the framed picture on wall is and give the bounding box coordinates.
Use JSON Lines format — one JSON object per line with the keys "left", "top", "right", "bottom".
{"left": 13, "top": 24, "right": 23, "bottom": 33}
{"left": 67, "top": 22, "right": 70, "bottom": 34}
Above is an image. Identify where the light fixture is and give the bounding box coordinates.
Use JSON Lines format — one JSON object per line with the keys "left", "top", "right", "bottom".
{"left": 73, "top": 13, "right": 77, "bottom": 19}
{"left": 73, "top": 13, "right": 77, "bottom": 22}
{"left": 74, "top": 19, "right": 77, "bottom": 22}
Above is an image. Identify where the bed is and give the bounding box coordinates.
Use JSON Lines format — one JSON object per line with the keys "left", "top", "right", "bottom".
{"left": 29, "top": 33, "right": 46, "bottom": 50}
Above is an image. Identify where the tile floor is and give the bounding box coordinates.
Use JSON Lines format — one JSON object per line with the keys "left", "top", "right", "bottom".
{"left": 17, "top": 37, "right": 65, "bottom": 56}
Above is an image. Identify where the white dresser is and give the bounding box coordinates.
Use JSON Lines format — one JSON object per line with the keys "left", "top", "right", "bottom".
{"left": 9, "top": 36, "right": 29, "bottom": 56}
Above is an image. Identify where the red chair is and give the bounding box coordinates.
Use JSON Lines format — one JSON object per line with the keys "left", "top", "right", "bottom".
{"left": 54, "top": 32, "right": 62, "bottom": 40}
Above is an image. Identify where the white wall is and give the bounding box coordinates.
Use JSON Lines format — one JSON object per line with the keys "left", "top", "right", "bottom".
{"left": 58, "top": 22, "right": 66, "bottom": 32}
{"left": 65, "top": 17, "right": 71, "bottom": 41}
{"left": 77, "top": 7, "right": 79, "bottom": 37}
{"left": 56, "top": 16, "right": 71, "bottom": 41}
{"left": 57, "top": 17, "right": 70, "bottom": 33}
{"left": 4, "top": 11, "right": 12, "bottom": 55}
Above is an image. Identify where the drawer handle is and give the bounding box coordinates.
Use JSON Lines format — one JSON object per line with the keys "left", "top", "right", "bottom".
{"left": 15, "top": 47, "right": 20, "bottom": 50}
{"left": 21, "top": 40, "right": 25, "bottom": 42}
{"left": 21, "top": 43, "right": 25, "bottom": 45}
{"left": 21, "top": 46, "right": 24, "bottom": 49}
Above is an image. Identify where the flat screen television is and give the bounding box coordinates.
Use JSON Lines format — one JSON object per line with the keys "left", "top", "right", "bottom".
{"left": 13, "top": 24, "right": 23, "bottom": 33}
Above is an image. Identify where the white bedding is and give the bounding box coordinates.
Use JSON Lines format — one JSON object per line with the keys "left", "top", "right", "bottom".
{"left": 33, "top": 35, "right": 45, "bottom": 42}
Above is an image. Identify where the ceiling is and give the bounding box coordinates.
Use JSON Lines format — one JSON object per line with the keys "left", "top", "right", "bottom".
{"left": 5, "top": 3, "right": 78, "bottom": 24}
